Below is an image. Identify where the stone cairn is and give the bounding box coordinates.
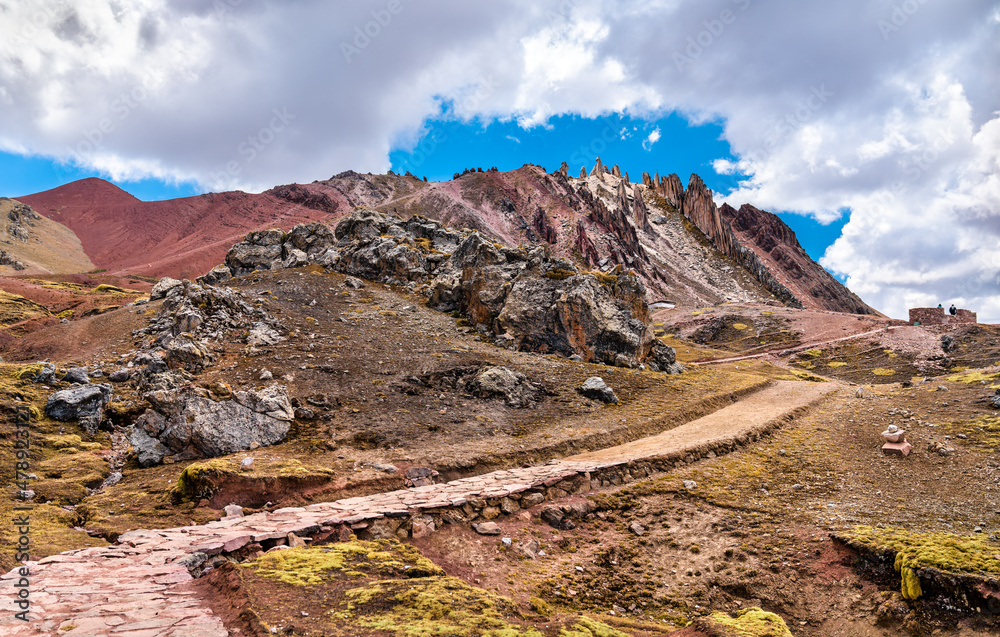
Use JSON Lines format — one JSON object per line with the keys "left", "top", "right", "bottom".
{"left": 881, "top": 424, "right": 912, "bottom": 456}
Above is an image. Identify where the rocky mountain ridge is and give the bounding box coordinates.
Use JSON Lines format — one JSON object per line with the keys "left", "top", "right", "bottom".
{"left": 13, "top": 164, "right": 877, "bottom": 317}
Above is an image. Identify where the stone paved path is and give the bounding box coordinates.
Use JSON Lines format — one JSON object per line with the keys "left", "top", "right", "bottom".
{"left": 0, "top": 380, "right": 836, "bottom": 636}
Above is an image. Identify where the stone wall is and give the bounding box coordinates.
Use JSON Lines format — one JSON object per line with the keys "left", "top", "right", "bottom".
{"left": 908, "top": 307, "right": 977, "bottom": 325}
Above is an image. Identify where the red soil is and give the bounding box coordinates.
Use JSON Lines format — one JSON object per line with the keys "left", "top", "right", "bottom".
{"left": 18, "top": 178, "right": 338, "bottom": 280}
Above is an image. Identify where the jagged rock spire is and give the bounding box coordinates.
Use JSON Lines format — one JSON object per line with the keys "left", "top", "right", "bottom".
{"left": 642, "top": 172, "right": 652, "bottom": 187}
{"left": 612, "top": 164, "right": 621, "bottom": 178}
{"left": 558, "top": 161, "right": 568, "bottom": 176}
{"left": 662, "top": 173, "right": 684, "bottom": 209}
{"left": 633, "top": 184, "right": 651, "bottom": 233}
{"left": 590, "top": 157, "right": 605, "bottom": 177}
{"left": 579, "top": 167, "right": 587, "bottom": 179}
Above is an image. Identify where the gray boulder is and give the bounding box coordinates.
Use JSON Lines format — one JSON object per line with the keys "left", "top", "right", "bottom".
{"left": 164, "top": 334, "right": 215, "bottom": 371}
{"left": 130, "top": 385, "right": 294, "bottom": 466}
{"left": 647, "top": 341, "right": 683, "bottom": 374}
{"left": 285, "top": 222, "right": 335, "bottom": 255}
{"left": 225, "top": 229, "right": 286, "bottom": 275}
{"left": 60, "top": 367, "right": 90, "bottom": 385}
{"left": 150, "top": 277, "right": 183, "bottom": 301}
{"left": 32, "top": 363, "right": 56, "bottom": 384}
{"left": 281, "top": 248, "right": 308, "bottom": 268}
{"left": 577, "top": 377, "right": 618, "bottom": 403}
{"left": 496, "top": 274, "right": 651, "bottom": 366}
{"left": 196, "top": 265, "right": 232, "bottom": 286}
{"left": 46, "top": 384, "right": 113, "bottom": 435}
{"left": 468, "top": 366, "right": 543, "bottom": 408}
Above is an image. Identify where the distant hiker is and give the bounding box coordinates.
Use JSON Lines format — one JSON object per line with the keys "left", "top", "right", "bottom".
{"left": 937, "top": 304, "right": 943, "bottom": 309}
{"left": 949, "top": 304, "right": 957, "bottom": 316}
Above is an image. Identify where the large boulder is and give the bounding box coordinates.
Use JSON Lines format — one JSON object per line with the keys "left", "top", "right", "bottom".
{"left": 149, "top": 277, "right": 183, "bottom": 301}
{"left": 496, "top": 272, "right": 653, "bottom": 366}
{"left": 577, "top": 377, "right": 618, "bottom": 403}
{"left": 129, "top": 385, "right": 294, "bottom": 466}
{"left": 225, "top": 229, "right": 286, "bottom": 275}
{"left": 46, "top": 384, "right": 113, "bottom": 435}
{"left": 285, "top": 222, "right": 336, "bottom": 255}
{"left": 164, "top": 333, "right": 215, "bottom": 371}
{"left": 468, "top": 366, "right": 544, "bottom": 408}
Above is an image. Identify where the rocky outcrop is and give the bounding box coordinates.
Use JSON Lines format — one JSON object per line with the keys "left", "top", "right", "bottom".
{"left": 530, "top": 206, "right": 558, "bottom": 244}
{"left": 659, "top": 173, "right": 684, "bottom": 209}
{"left": 129, "top": 384, "right": 294, "bottom": 466}
{"left": 45, "top": 384, "right": 112, "bottom": 435}
{"left": 3, "top": 198, "right": 39, "bottom": 242}
{"left": 495, "top": 270, "right": 653, "bottom": 367}
{"left": 632, "top": 185, "right": 652, "bottom": 233}
{"left": 574, "top": 220, "right": 600, "bottom": 267}
{"left": 590, "top": 157, "right": 606, "bottom": 178}
{"left": 265, "top": 183, "right": 339, "bottom": 214}
{"left": 218, "top": 210, "right": 677, "bottom": 370}
{"left": 0, "top": 250, "right": 26, "bottom": 270}
{"left": 581, "top": 189, "right": 646, "bottom": 270}
{"left": 720, "top": 203, "right": 878, "bottom": 315}
{"left": 132, "top": 279, "right": 285, "bottom": 372}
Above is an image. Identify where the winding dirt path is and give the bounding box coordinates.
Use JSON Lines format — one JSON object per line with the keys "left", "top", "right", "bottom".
{"left": 691, "top": 326, "right": 899, "bottom": 366}
{"left": 0, "top": 380, "right": 838, "bottom": 636}
{"left": 567, "top": 380, "right": 837, "bottom": 463}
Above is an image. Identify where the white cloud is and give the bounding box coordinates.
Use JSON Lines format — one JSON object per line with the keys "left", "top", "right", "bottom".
{"left": 0, "top": 0, "right": 997, "bottom": 320}
{"left": 642, "top": 127, "right": 661, "bottom": 150}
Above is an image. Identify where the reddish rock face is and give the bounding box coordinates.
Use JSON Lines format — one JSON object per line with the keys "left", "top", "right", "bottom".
{"left": 720, "top": 203, "right": 877, "bottom": 315}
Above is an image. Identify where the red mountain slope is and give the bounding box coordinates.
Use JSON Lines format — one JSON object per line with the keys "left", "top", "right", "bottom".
{"left": 18, "top": 178, "right": 339, "bottom": 279}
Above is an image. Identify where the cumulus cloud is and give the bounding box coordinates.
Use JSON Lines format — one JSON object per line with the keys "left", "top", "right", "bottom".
{"left": 643, "top": 127, "right": 661, "bottom": 151}
{"left": 0, "top": 0, "right": 997, "bottom": 320}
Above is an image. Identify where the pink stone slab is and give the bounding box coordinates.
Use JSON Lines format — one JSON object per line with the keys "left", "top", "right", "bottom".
{"left": 882, "top": 441, "right": 912, "bottom": 456}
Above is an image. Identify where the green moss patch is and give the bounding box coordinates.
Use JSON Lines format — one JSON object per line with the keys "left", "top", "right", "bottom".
{"left": 341, "top": 576, "right": 542, "bottom": 636}
{"left": 838, "top": 526, "right": 1000, "bottom": 599}
{"left": 699, "top": 607, "right": 792, "bottom": 636}
{"left": 249, "top": 541, "right": 444, "bottom": 586}
{"left": 557, "top": 617, "right": 630, "bottom": 637}
{"left": 175, "top": 457, "right": 334, "bottom": 500}
{"left": 946, "top": 369, "right": 1000, "bottom": 385}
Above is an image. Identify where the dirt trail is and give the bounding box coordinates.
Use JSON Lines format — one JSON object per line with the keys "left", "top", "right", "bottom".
{"left": 0, "top": 380, "right": 839, "bottom": 636}
{"left": 566, "top": 380, "right": 838, "bottom": 463}
{"left": 691, "top": 326, "right": 898, "bottom": 366}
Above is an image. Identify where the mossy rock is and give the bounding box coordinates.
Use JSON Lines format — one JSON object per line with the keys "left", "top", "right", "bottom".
{"left": 247, "top": 541, "right": 444, "bottom": 586}
{"left": 340, "top": 575, "right": 541, "bottom": 636}
{"left": 31, "top": 478, "right": 90, "bottom": 505}
{"left": 697, "top": 607, "right": 793, "bottom": 636}
{"left": 175, "top": 458, "right": 334, "bottom": 500}
{"left": 839, "top": 525, "right": 1000, "bottom": 599}
{"left": 48, "top": 434, "right": 103, "bottom": 451}
{"left": 544, "top": 269, "right": 577, "bottom": 281}
{"left": 38, "top": 452, "right": 109, "bottom": 481}
{"left": 13, "top": 364, "right": 45, "bottom": 380}
{"left": 558, "top": 617, "right": 631, "bottom": 637}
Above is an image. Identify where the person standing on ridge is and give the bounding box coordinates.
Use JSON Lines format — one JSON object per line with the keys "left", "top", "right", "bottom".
{"left": 949, "top": 304, "right": 957, "bottom": 315}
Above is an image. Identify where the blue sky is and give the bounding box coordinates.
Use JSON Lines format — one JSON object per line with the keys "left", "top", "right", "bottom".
{"left": 0, "top": 0, "right": 996, "bottom": 320}
{"left": 0, "top": 110, "right": 848, "bottom": 267}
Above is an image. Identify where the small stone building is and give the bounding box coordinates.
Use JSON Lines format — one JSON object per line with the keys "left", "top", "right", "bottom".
{"left": 908, "top": 307, "right": 977, "bottom": 325}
